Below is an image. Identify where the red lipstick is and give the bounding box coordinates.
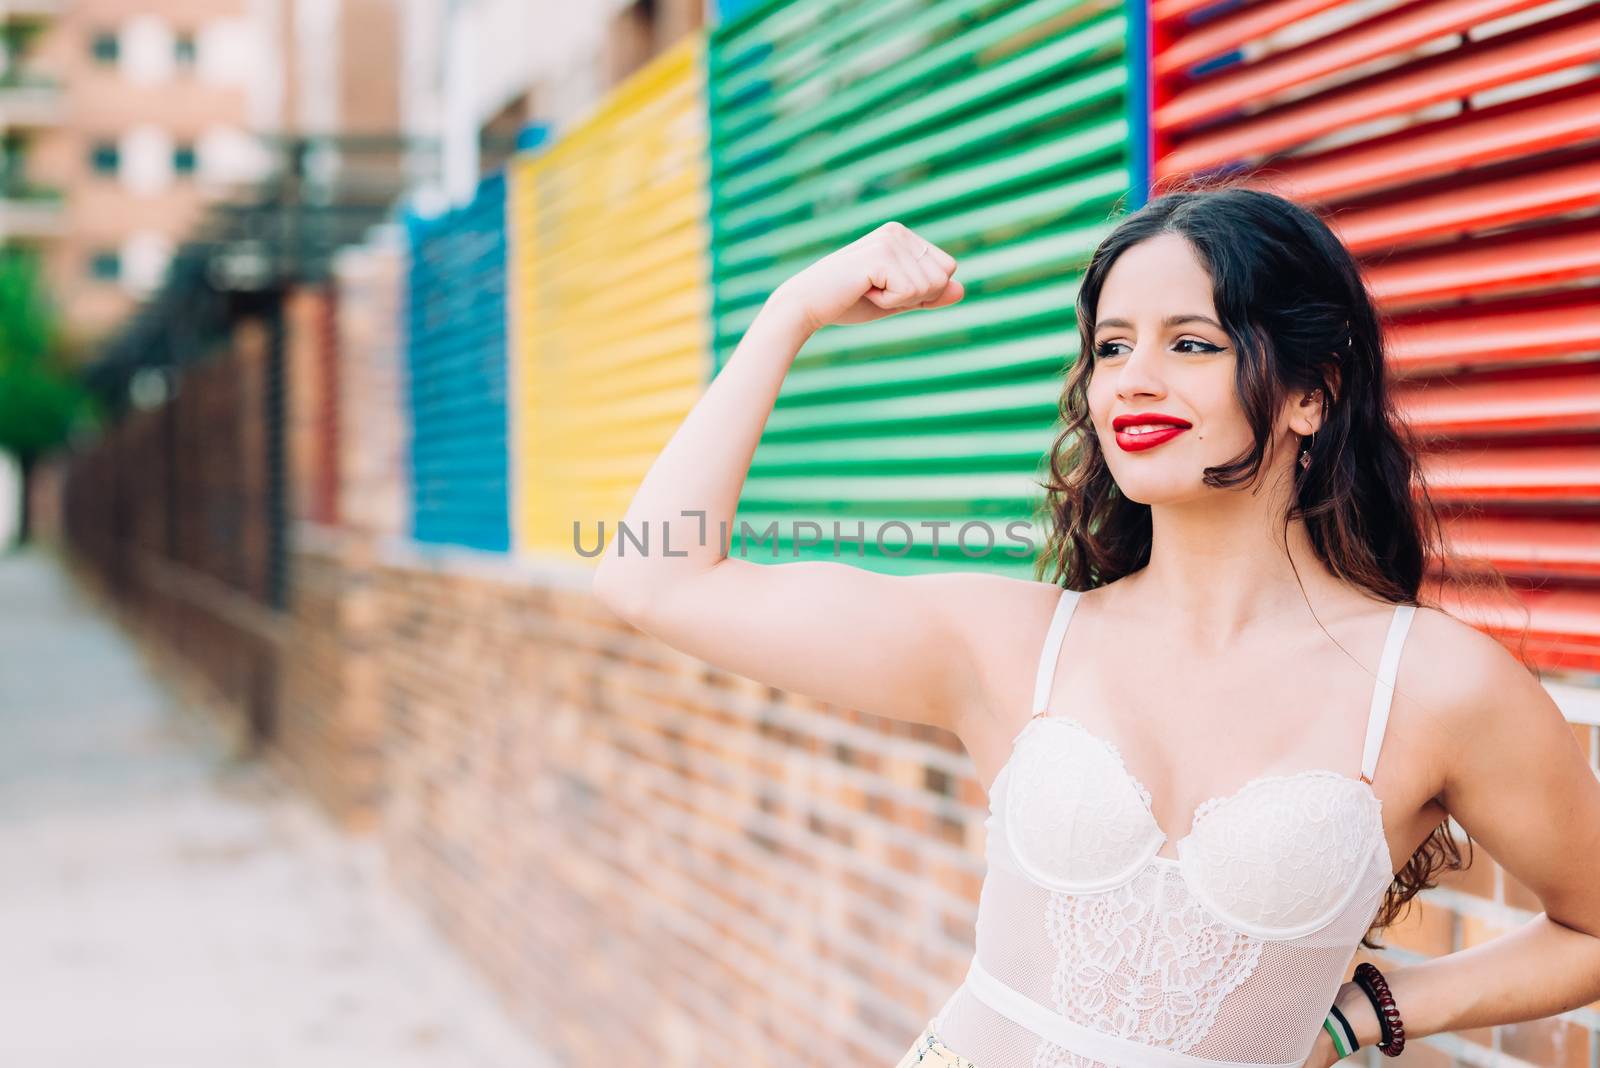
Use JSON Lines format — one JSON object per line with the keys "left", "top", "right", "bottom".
{"left": 1112, "top": 412, "right": 1191, "bottom": 452}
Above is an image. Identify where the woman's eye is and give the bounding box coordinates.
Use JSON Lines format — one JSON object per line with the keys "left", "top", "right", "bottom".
{"left": 1093, "top": 338, "right": 1223, "bottom": 358}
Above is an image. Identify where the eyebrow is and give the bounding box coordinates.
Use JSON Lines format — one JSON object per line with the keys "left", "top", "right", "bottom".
{"left": 1094, "top": 314, "right": 1223, "bottom": 332}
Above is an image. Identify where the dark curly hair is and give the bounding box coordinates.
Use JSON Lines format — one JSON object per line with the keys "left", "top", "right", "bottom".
{"left": 1032, "top": 173, "right": 1535, "bottom": 950}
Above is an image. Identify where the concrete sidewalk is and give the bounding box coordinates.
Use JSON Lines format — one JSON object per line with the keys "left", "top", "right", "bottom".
{"left": 0, "top": 547, "right": 559, "bottom": 1067}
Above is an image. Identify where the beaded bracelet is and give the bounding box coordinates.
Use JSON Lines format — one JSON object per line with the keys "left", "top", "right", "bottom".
{"left": 1321, "top": 1004, "right": 1360, "bottom": 1059}
{"left": 1353, "top": 962, "right": 1406, "bottom": 1057}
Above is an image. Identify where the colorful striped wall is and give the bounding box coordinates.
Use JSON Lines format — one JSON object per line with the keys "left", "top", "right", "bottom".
{"left": 400, "top": 0, "right": 1600, "bottom": 672}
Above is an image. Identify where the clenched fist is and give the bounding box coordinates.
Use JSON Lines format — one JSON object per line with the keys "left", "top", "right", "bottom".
{"left": 768, "top": 221, "right": 964, "bottom": 334}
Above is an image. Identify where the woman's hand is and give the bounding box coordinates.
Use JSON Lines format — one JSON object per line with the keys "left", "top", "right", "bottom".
{"left": 768, "top": 220, "right": 964, "bottom": 334}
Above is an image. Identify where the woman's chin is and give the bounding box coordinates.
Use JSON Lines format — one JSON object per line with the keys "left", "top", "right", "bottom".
{"left": 1111, "top": 479, "right": 1213, "bottom": 508}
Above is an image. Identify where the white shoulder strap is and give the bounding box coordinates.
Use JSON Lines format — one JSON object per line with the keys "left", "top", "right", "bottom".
{"left": 1031, "top": 588, "right": 1083, "bottom": 715}
{"left": 1359, "top": 603, "right": 1418, "bottom": 784}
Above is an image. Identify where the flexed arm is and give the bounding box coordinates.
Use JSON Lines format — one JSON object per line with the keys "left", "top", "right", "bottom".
{"left": 591, "top": 223, "right": 1019, "bottom": 734}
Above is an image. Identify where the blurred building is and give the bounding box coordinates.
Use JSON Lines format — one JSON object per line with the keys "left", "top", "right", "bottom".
{"left": 399, "top": 0, "right": 706, "bottom": 208}
{"left": 2, "top": 0, "right": 405, "bottom": 356}
{"left": 4, "top": 0, "right": 266, "bottom": 349}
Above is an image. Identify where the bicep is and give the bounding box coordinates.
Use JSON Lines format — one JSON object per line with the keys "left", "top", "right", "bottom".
{"left": 609, "top": 556, "right": 1019, "bottom": 734}
{"left": 1441, "top": 634, "right": 1600, "bottom": 935}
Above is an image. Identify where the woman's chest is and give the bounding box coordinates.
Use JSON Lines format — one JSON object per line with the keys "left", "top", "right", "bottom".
{"left": 988, "top": 717, "right": 1392, "bottom": 939}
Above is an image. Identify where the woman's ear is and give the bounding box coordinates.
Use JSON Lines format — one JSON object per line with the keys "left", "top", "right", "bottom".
{"left": 1292, "top": 385, "right": 1328, "bottom": 436}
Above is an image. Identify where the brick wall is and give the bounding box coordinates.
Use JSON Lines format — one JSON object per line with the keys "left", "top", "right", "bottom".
{"left": 330, "top": 234, "right": 408, "bottom": 543}
{"left": 273, "top": 529, "right": 385, "bottom": 829}
{"left": 354, "top": 543, "right": 982, "bottom": 1067}
{"left": 266, "top": 240, "right": 408, "bottom": 829}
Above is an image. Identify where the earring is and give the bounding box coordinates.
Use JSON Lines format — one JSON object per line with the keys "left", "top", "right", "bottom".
{"left": 1299, "top": 431, "right": 1315, "bottom": 471}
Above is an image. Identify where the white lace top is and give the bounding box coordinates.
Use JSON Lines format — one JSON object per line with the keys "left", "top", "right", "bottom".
{"left": 930, "top": 588, "right": 1418, "bottom": 1068}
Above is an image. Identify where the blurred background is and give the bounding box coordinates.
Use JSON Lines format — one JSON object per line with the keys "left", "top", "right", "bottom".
{"left": 1, "top": 0, "right": 1598, "bottom": 1065}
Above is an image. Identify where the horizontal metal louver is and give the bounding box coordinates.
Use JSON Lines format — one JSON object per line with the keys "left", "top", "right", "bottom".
{"left": 708, "top": 0, "right": 1133, "bottom": 575}
{"left": 510, "top": 39, "right": 712, "bottom": 559}
{"left": 1152, "top": 0, "right": 1600, "bottom": 671}
{"left": 404, "top": 172, "right": 511, "bottom": 553}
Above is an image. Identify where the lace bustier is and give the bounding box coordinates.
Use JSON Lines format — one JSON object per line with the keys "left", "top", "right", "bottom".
{"left": 928, "top": 588, "right": 1417, "bottom": 1068}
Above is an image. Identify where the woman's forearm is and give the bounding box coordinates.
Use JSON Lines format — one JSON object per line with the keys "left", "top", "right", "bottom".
{"left": 592, "top": 294, "right": 812, "bottom": 612}
{"left": 1335, "top": 913, "right": 1600, "bottom": 1050}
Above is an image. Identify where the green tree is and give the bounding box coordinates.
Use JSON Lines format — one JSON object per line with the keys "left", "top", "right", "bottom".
{"left": 0, "top": 248, "right": 92, "bottom": 546}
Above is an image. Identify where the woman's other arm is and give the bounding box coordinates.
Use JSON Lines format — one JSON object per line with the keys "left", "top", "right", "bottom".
{"left": 1333, "top": 615, "right": 1600, "bottom": 1053}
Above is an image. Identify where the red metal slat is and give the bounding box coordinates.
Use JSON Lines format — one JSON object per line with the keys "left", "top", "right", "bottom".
{"left": 1157, "top": 0, "right": 1556, "bottom": 130}
{"left": 1396, "top": 367, "right": 1600, "bottom": 437}
{"left": 1361, "top": 220, "right": 1600, "bottom": 307}
{"left": 1438, "top": 582, "right": 1600, "bottom": 673}
{"left": 1157, "top": 7, "right": 1600, "bottom": 178}
{"left": 1330, "top": 157, "right": 1600, "bottom": 254}
{"left": 1387, "top": 297, "right": 1600, "bottom": 376}
{"left": 1151, "top": 0, "right": 1231, "bottom": 25}
{"left": 1154, "top": 0, "right": 1347, "bottom": 78}
{"left": 1420, "top": 443, "right": 1600, "bottom": 503}
{"left": 1242, "top": 79, "right": 1600, "bottom": 204}
{"left": 1442, "top": 514, "right": 1600, "bottom": 579}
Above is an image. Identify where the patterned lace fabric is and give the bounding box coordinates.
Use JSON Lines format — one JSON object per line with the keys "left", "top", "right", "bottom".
{"left": 1042, "top": 864, "right": 1263, "bottom": 1046}
{"left": 928, "top": 717, "right": 1395, "bottom": 1068}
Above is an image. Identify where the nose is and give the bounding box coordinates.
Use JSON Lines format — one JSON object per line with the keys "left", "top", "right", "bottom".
{"left": 1113, "top": 342, "right": 1168, "bottom": 402}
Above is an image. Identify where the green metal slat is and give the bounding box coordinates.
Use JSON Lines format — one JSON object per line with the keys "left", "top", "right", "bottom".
{"left": 715, "top": 0, "right": 938, "bottom": 101}
{"left": 748, "top": 426, "right": 1059, "bottom": 469}
{"left": 715, "top": 122, "right": 1128, "bottom": 283}
{"left": 707, "top": 0, "right": 1131, "bottom": 572}
{"left": 771, "top": 334, "right": 1077, "bottom": 402}
{"left": 711, "top": 0, "right": 866, "bottom": 77}
{"left": 761, "top": 379, "right": 1060, "bottom": 435}
{"left": 737, "top": 470, "right": 1039, "bottom": 509}
{"left": 715, "top": 20, "right": 1128, "bottom": 214}
{"left": 727, "top": 276, "right": 1087, "bottom": 361}
{"left": 715, "top": 0, "right": 1120, "bottom": 156}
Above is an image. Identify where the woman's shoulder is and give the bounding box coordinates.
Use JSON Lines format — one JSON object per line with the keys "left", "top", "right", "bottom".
{"left": 1369, "top": 600, "right": 1549, "bottom": 787}
{"left": 1400, "top": 601, "right": 1534, "bottom": 708}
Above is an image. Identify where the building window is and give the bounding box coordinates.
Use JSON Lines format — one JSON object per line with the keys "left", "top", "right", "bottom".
{"left": 90, "top": 141, "right": 119, "bottom": 175}
{"left": 91, "top": 30, "right": 119, "bottom": 64}
{"left": 90, "top": 250, "right": 121, "bottom": 280}
{"left": 173, "top": 143, "right": 196, "bottom": 174}
{"left": 174, "top": 31, "right": 196, "bottom": 67}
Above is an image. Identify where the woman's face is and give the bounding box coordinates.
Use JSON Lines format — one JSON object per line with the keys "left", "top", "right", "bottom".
{"left": 1086, "top": 232, "right": 1267, "bottom": 506}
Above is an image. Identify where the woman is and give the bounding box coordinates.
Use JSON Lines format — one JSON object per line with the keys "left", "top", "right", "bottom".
{"left": 591, "top": 184, "right": 1600, "bottom": 1067}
